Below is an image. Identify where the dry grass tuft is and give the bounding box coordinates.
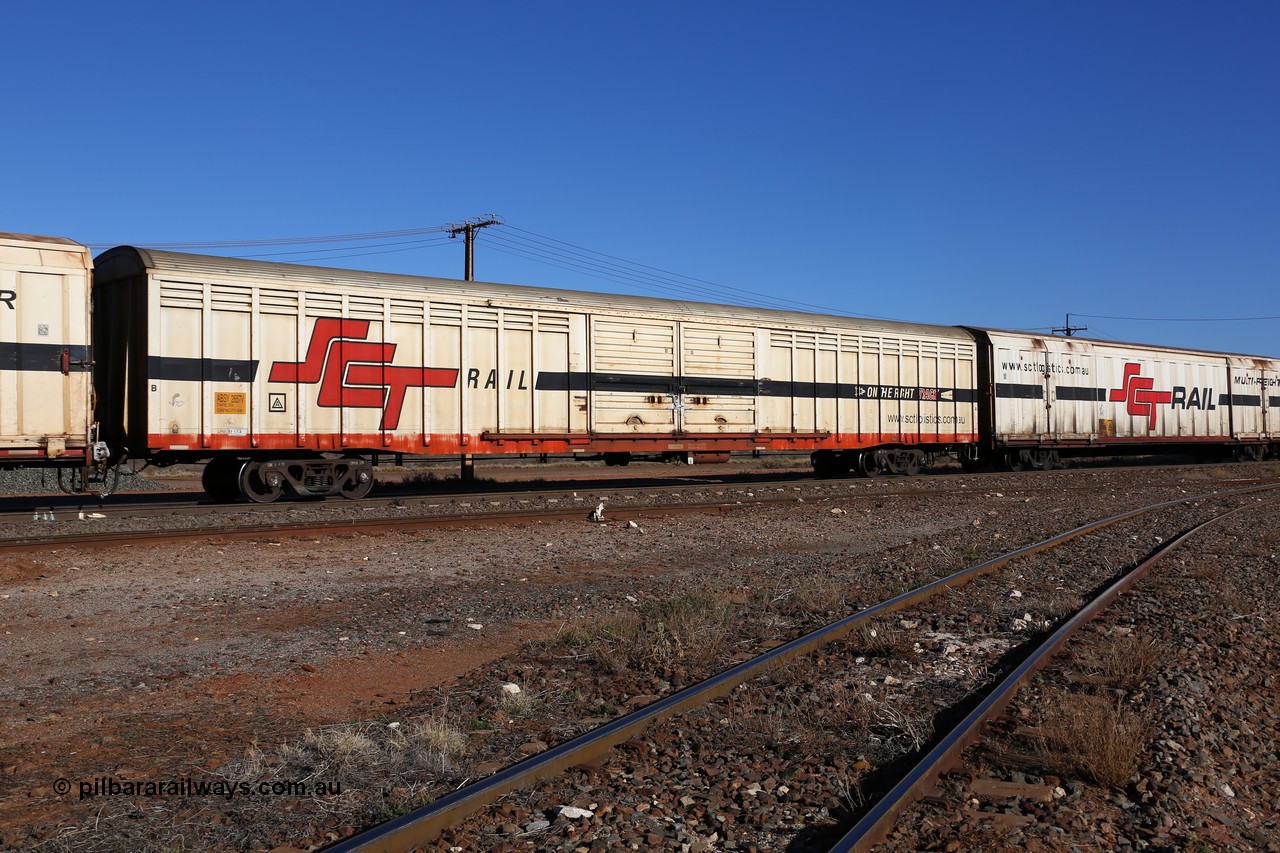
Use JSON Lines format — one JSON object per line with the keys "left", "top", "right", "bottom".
{"left": 1037, "top": 588, "right": 1081, "bottom": 621}
{"left": 547, "top": 591, "right": 737, "bottom": 676}
{"left": 1093, "top": 635, "right": 1164, "bottom": 691}
{"left": 849, "top": 623, "right": 915, "bottom": 659}
{"left": 231, "top": 714, "right": 471, "bottom": 805}
{"left": 1033, "top": 693, "right": 1153, "bottom": 788}
{"left": 779, "top": 578, "right": 852, "bottom": 618}
{"left": 1189, "top": 557, "right": 1223, "bottom": 580}
{"left": 498, "top": 690, "right": 546, "bottom": 718}
{"left": 1182, "top": 465, "right": 1237, "bottom": 481}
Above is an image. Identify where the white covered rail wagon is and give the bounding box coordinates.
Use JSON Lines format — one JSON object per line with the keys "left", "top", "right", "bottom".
{"left": 4, "top": 230, "right": 1276, "bottom": 502}
{"left": 970, "top": 329, "right": 1279, "bottom": 469}
{"left": 0, "top": 233, "right": 102, "bottom": 486}
{"left": 90, "top": 247, "right": 981, "bottom": 500}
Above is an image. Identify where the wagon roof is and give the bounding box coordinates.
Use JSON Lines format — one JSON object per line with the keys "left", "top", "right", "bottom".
{"left": 93, "top": 245, "right": 974, "bottom": 341}
{"left": 967, "top": 326, "right": 1278, "bottom": 362}
{"left": 0, "top": 232, "right": 86, "bottom": 248}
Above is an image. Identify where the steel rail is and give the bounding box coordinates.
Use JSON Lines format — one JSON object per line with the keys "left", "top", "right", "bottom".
{"left": 319, "top": 482, "right": 1278, "bottom": 853}
{"left": 9, "top": 474, "right": 1278, "bottom": 553}
{"left": 7, "top": 470, "right": 1275, "bottom": 524}
{"left": 830, "top": 494, "right": 1277, "bottom": 852}
{"left": 0, "top": 500, "right": 755, "bottom": 552}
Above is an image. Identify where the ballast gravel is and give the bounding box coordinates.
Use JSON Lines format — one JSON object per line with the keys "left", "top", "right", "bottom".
{"left": 0, "top": 459, "right": 1277, "bottom": 852}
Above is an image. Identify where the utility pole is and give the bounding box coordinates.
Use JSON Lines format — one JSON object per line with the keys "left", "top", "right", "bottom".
{"left": 446, "top": 216, "right": 502, "bottom": 482}
{"left": 447, "top": 216, "right": 502, "bottom": 281}
{"left": 1053, "top": 313, "right": 1087, "bottom": 337}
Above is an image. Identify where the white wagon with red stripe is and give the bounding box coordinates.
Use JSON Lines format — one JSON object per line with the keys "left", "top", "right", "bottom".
{"left": 89, "top": 247, "right": 982, "bottom": 499}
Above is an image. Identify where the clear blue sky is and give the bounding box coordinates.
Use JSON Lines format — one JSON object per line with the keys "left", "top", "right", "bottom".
{"left": 5, "top": 1, "right": 1277, "bottom": 355}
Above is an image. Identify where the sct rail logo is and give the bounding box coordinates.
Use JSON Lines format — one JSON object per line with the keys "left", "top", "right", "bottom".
{"left": 1108, "top": 363, "right": 1172, "bottom": 429}
{"left": 269, "top": 318, "right": 459, "bottom": 429}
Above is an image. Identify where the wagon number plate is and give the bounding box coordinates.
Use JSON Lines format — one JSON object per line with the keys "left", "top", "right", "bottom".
{"left": 215, "top": 392, "right": 247, "bottom": 415}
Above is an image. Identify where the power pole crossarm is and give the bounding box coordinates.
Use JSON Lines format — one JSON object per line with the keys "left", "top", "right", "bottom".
{"left": 447, "top": 216, "right": 503, "bottom": 281}
{"left": 1052, "top": 313, "right": 1087, "bottom": 337}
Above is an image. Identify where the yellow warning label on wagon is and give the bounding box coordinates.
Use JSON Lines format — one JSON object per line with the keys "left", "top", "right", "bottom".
{"left": 215, "top": 392, "right": 247, "bottom": 415}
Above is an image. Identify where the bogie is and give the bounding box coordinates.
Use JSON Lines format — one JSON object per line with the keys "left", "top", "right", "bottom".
{"left": 199, "top": 457, "right": 374, "bottom": 503}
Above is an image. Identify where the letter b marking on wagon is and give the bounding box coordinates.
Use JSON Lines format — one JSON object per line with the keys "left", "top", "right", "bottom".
{"left": 268, "top": 318, "right": 459, "bottom": 429}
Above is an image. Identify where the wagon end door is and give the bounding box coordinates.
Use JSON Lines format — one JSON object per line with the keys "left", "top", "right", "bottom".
{"left": 0, "top": 237, "right": 93, "bottom": 457}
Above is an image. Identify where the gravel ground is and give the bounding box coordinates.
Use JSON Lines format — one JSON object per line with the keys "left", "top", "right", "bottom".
{"left": 0, "top": 460, "right": 1277, "bottom": 852}
{"left": 879, "top": 499, "right": 1280, "bottom": 853}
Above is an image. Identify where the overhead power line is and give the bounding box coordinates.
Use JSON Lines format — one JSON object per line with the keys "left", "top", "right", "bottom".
{"left": 84, "top": 219, "right": 910, "bottom": 322}
{"left": 1073, "top": 312, "right": 1280, "bottom": 322}
{"left": 492, "top": 225, "right": 909, "bottom": 322}
{"left": 233, "top": 236, "right": 455, "bottom": 260}
{"left": 85, "top": 224, "right": 450, "bottom": 251}
{"left": 483, "top": 230, "right": 797, "bottom": 310}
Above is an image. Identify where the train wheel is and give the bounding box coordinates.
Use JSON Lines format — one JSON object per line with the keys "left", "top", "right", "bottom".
{"left": 239, "top": 461, "right": 284, "bottom": 503}
{"left": 1040, "top": 450, "right": 1059, "bottom": 471}
{"left": 857, "top": 451, "right": 881, "bottom": 478}
{"left": 903, "top": 452, "right": 921, "bottom": 476}
{"left": 202, "top": 458, "right": 243, "bottom": 502}
{"left": 1004, "top": 450, "right": 1028, "bottom": 472}
{"left": 1235, "top": 445, "right": 1264, "bottom": 463}
{"left": 339, "top": 467, "right": 374, "bottom": 499}
{"left": 812, "top": 451, "right": 841, "bottom": 478}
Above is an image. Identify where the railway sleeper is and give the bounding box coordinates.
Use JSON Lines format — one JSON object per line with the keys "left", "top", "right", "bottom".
{"left": 202, "top": 457, "right": 374, "bottom": 503}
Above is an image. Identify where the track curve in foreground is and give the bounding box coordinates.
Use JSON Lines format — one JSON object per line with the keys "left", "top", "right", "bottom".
{"left": 319, "top": 482, "right": 1278, "bottom": 853}
{"left": 830, "top": 493, "right": 1277, "bottom": 852}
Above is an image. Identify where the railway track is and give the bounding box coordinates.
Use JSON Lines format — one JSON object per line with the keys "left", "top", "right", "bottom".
{"left": 5, "top": 467, "right": 1277, "bottom": 552}
{"left": 315, "top": 482, "right": 1277, "bottom": 852}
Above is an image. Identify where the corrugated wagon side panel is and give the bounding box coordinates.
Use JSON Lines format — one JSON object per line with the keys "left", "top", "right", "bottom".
{"left": 428, "top": 303, "right": 462, "bottom": 446}
{"left": 259, "top": 288, "right": 302, "bottom": 446}
{"left": 1095, "top": 348, "right": 1232, "bottom": 441}
{"left": 0, "top": 235, "right": 92, "bottom": 460}
{"left": 152, "top": 282, "right": 203, "bottom": 442}
{"left": 531, "top": 312, "right": 580, "bottom": 434}
{"left": 150, "top": 279, "right": 261, "bottom": 452}
{"left": 855, "top": 335, "right": 883, "bottom": 439}
{"left": 760, "top": 330, "right": 795, "bottom": 433}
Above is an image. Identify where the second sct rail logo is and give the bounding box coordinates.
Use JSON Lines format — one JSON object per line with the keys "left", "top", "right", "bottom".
{"left": 1109, "top": 362, "right": 1217, "bottom": 428}
{"left": 269, "top": 318, "right": 459, "bottom": 429}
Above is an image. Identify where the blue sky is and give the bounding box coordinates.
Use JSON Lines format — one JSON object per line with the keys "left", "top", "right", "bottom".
{"left": 5, "top": 2, "right": 1277, "bottom": 355}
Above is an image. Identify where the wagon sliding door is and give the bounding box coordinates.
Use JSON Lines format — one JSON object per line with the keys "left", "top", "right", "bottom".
{"left": 679, "top": 324, "right": 757, "bottom": 433}
{"left": 588, "top": 317, "right": 678, "bottom": 435}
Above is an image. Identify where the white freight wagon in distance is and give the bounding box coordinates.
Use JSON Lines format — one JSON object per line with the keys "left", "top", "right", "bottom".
{"left": 0, "top": 233, "right": 97, "bottom": 484}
